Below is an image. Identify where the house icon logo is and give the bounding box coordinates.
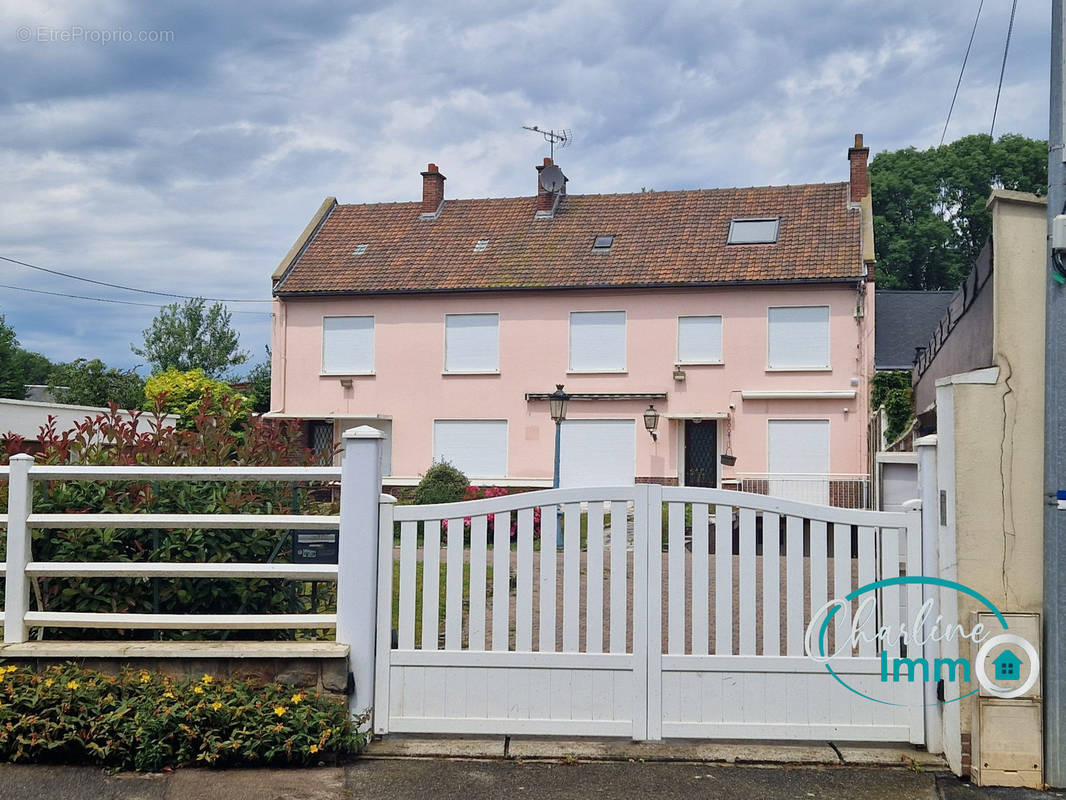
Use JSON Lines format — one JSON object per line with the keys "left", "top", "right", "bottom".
{"left": 993, "top": 648, "right": 1023, "bottom": 681}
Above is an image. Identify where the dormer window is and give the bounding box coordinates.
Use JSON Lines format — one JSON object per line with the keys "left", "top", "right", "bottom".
{"left": 592, "top": 235, "right": 614, "bottom": 251}
{"left": 352, "top": 243, "right": 368, "bottom": 255}
{"left": 473, "top": 239, "right": 489, "bottom": 252}
{"left": 728, "top": 218, "right": 779, "bottom": 244}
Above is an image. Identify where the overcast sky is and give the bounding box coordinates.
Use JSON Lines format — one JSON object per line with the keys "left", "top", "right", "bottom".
{"left": 0, "top": 1, "right": 1052, "bottom": 372}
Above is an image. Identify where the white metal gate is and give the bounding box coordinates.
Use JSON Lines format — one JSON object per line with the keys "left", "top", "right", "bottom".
{"left": 374, "top": 485, "right": 925, "bottom": 742}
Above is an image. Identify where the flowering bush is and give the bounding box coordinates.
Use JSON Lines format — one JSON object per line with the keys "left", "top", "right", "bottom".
{"left": 439, "top": 485, "right": 541, "bottom": 541}
{"left": 0, "top": 663, "right": 365, "bottom": 771}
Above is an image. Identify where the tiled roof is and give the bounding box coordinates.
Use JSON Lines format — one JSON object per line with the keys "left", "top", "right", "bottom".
{"left": 274, "top": 182, "right": 863, "bottom": 295}
{"left": 875, "top": 290, "right": 955, "bottom": 370}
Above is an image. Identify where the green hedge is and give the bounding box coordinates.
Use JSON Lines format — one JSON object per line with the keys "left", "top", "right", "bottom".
{"left": 0, "top": 663, "right": 365, "bottom": 771}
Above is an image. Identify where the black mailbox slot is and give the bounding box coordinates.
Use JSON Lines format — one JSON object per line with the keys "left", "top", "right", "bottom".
{"left": 291, "top": 530, "right": 339, "bottom": 564}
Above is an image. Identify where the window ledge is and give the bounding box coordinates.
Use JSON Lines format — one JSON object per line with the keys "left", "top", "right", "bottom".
{"left": 676, "top": 361, "right": 724, "bottom": 367}
{"left": 566, "top": 370, "right": 629, "bottom": 375}
{"left": 764, "top": 367, "right": 832, "bottom": 373}
{"left": 442, "top": 371, "right": 501, "bottom": 376}
{"left": 320, "top": 372, "right": 375, "bottom": 378}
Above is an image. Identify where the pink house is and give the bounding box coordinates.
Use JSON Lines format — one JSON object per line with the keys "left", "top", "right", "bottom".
{"left": 269, "top": 135, "right": 876, "bottom": 505}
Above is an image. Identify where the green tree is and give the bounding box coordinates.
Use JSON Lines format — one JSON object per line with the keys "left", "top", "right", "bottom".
{"left": 144, "top": 368, "right": 251, "bottom": 429}
{"left": 49, "top": 358, "right": 145, "bottom": 409}
{"left": 12, "top": 349, "right": 54, "bottom": 387}
{"left": 871, "top": 133, "right": 1047, "bottom": 290}
{"left": 132, "top": 297, "right": 248, "bottom": 378}
{"left": 244, "top": 354, "right": 271, "bottom": 414}
{"left": 0, "top": 315, "right": 24, "bottom": 399}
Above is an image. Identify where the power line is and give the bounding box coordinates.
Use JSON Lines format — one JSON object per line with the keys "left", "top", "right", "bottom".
{"left": 0, "top": 254, "right": 272, "bottom": 303}
{"left": 989, "top": 0, "right": 1018, "bottom": 141}
{"left": 940, "top": 0, "right": 985, "bottom": 147}
{"left": 0, "top": 282, "right": 271, "bottom": 316}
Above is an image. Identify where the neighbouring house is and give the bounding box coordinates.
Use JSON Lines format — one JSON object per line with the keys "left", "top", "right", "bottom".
{"left": 269, "top": 135, "right": 877, "bottom": 505}
{"left": 911, "top": 190, "right": 1046, "bottom": 786}
{"left": 0, "top": 397, "right": 178, "bottom": 453}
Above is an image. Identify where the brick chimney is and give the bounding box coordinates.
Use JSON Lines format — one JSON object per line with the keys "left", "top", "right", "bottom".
{"left": 421, "top": 163, "right": 445, "bottom": 216}
{"left": 848, "top": 134, "right": 870, "bottom": 202}
{"left": 536, "top": 157, "right": 566, "bottom": 214}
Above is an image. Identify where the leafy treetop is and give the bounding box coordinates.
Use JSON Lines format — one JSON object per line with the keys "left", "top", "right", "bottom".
{"left": 132, "top": 297, "right": 249, "bottom": 379}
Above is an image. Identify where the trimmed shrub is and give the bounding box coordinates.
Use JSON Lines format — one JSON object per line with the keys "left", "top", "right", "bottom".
{"left": 144, "top": 368, "right": 252, "bottom": 429}
{"left": 412, "top": 461, "right": 468, "bottom": 505}
{"left": 0, "top": 663, "right": 365, "bottom": 770}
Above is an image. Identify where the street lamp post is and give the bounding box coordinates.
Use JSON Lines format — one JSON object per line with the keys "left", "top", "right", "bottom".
{"left": 548, "top": 384, "right": 570, "bottom": 549}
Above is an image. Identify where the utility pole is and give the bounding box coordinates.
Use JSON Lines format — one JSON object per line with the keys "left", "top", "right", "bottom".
{"left": 1045, "top": 0, "right": 1066, "bottom": 787}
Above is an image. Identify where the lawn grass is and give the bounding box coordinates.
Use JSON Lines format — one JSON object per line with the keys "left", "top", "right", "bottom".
{"left": 391, "top": 558, "right": 492, "bottom": 645}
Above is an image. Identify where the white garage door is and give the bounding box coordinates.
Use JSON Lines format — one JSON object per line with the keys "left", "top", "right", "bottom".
{"left": 767, "top": 419, "right": 830, "bottom": 503}
{"left": 560, "top": 419, "right": 635, "bottom": 488}
{"left": 433, "top": 420, "right": 508, "bottom": 479}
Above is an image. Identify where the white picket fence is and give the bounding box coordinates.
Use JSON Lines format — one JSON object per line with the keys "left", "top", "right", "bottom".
{"left": 376, "top": 482, "right": 926, "bottom": 742}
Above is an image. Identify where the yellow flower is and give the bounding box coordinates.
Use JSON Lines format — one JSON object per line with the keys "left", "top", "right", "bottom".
{"left": 211, "top": 701, "right": 222, "bottom": 711}
{"left": 273, "top": 705, "right": 288, "bottom": 717}
{"left": 201, "top": 674, "right": 213, "bottom": 684}
{"left": 291, "top": 693, "right": 303, "bottom": 704}
{"left": 163, "top": 691, "right": 175, "bottom": 699}
{"left": 66, "top": 680, "right": 79, "bottom": 690}
{"left": 5, "top": 665, "right": 17, "bottom": 673}
{"left": 139, "top": 671, "right": 151, "bottom": 684}
{"left": 309, "top": 744, "right": 319, "bottom": 754}
{"left": 193, "top": 686, "right": 204, "bottom": 695}
{"left": 44, "top": 678, "right": 54, "bottom": 688}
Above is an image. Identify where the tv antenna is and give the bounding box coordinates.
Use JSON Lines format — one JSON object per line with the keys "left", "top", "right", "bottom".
{"left": 522, "top": 125, "right": 572, "bottom": 161}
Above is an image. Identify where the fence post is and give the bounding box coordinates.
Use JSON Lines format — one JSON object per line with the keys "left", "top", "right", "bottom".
{"left": 373, "top": 493, "right": 396, "bottom": 735}
{"left": 337, "top": 426, "right": 384, "bottom": 720}
{"left": 915, "top": 434, "right": 943, "bottom": 754}
{"left": 4, "top": 454, "right": 34, "bottom": 644}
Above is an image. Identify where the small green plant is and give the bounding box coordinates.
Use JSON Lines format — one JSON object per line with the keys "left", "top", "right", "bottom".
{"left": 0, "top": 663, "right": 365, "bottom": 770}
{"left": 871, "top": 370, "right": 914, "bottom": 444}
{"left": 412, "top": 461, "right": 468, "bottom": 505}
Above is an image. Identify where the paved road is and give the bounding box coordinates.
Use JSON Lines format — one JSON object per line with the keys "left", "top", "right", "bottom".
{"left": 1, "top": 761, "right": 1063, "bottom": 800}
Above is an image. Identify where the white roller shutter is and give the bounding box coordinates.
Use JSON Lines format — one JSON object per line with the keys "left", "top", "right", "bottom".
{"left": 569, "top": 311, "right": 626, "bottom": 371}
{"left": 560, "top": 419, "right": 635, "bottom": 487}
{"left": 322, "top": 316, "right": 374, "bottom": 374}
{"left": 433, "top": 420, "right": 507, "bottom": 478}
{"left": 677, "top": 315, "right": 723, "bottom": 363}
{"left": 767, "top": 306, "right": 830, "bottom": 369}
{"left": 767, "top": 419, "right": 830, "bottom": 503}
{"left": 445, "top": 314, "right": 499, "bottom": 372}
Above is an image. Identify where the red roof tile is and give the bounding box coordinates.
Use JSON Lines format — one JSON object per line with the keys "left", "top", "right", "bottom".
{"left": 274, "top": 183, "right": 862, "bottom": 295}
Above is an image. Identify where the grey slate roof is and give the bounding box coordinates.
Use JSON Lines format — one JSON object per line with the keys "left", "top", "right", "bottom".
{"left": 875, "top": 290, "right": 954, "bottom": 370}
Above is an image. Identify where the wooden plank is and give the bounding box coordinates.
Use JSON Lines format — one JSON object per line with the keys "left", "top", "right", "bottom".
{"left": 422, "top": 521, "right": 441, "bottom": 651}
{"left": 668, "top": 502, "right": 686, "bottom": 655}
{"left": 856, "top": 526, "right": 876, "bottom": 658}
{"left": 785, "top": 515, "right": 804, "bottom": 656}
{"left": 609, "top": 501, "right": 627, "bottom": 654}
{"left": 22, "top": 562, "right": 338, "bottom": 579}
{"left": 398, "top": 520, "right": 417, "bottom": 650}
{"left": 761, "top": 512, "right": 780, "bottom": 657}
{"left": 492, "top": 511, "right": 511, "bottom": 652}
{"left": 27, "top": 513, "right": 339, "bottom": 530}
{"left": 562, "top": 503, "right": 580, "bottom": 652}
{"left": 23, "top": 612, "right": 334, "bottom": 629}
{"left": 444, "top": 518, "right": 464, "bottom": 650}
{"left": 539, "top": 506, "right": 557, "bottom": 652}
{"left": 691, "top": 503, "right": 710, "bottom": 656}
{"left": 516, "top": 509, "right": 534, "bottom": 652}
{"left": 714, "top": 503, "right": 733, "bottom": 655}
{"left": 833, "top": 523, "right": 853, "bottom": 657}
{"left": 468, "top": 515, "right": 488, "bottom": 651}
{"left": 738, "top": 508, "right": 756, "bottom": 656}
{"left": 585, "top": 502, "right": 605, "bottom": 654}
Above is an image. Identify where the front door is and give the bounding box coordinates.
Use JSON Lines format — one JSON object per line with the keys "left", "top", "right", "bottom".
{"left": 684, "top": 420, "right": 717, "bottom": 487}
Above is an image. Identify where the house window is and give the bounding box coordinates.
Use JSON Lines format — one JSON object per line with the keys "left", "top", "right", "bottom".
{"left": 309, "top": 421, "right": 334, "bottom": 465}
{"left": 728, "top": 218, "right": 779, "bottom": 244}
{"left": 433, "top": 420, "right": 508, "bottom": 478}
{"left": 592, "top": 235, "right": 614, "bottom": 251}
{"left": 322, "top": 316, "right": 374, "bottom": 374}
{"left": 445, "top": 313, "right": 499, "bottom": 373}
{"left": 473, "top": 239, "right": 489, "bottom": 252}
{"left": 767, "top": 306, "right": 830, "bottom": 369}
{"left": 569, "top": 311, "right": 626, "bottom": 372}
{"left": 677, "top": 315, "right": 723, "bottom": 364}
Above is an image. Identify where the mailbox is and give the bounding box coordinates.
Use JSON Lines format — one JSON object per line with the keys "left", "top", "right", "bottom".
{"left": 290, "top": 530, "right": 339, "bottom": 564}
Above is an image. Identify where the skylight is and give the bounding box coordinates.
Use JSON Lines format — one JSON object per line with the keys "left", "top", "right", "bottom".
{"left": 728, "top": 218, "right": 779, "bottom": 244}
{"left": 352, "top": 243, "right": 368, "bottom": 255}
{"left": 592, "top": 235, "right": 614, "bottom": 250}
{"left": 473, "top": 239, "right": 489, "bottom": 252}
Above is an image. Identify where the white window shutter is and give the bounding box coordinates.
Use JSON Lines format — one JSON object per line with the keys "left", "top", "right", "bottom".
{"left": 445, "top": 314, "right": 499, "bottom": 372}
{"left": 570, "top": 311, "right": 626, "bottom": 371}
{"left": 677, "top": 316, "right": 723, "bottom": 363}
{"left": 322, "top": 316, "right": 374, "bottom": 373}
{"left": 768, "top": 307, "right": 830, "bottom": 368}
{"left": 767, "top": 420, "right": 830, "bottom": 474}
{"left": 559, "top": 420, "right": 635, "bottom": 487}
{"left": 433, "top": 420, "right": 508, "bottom": 478}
